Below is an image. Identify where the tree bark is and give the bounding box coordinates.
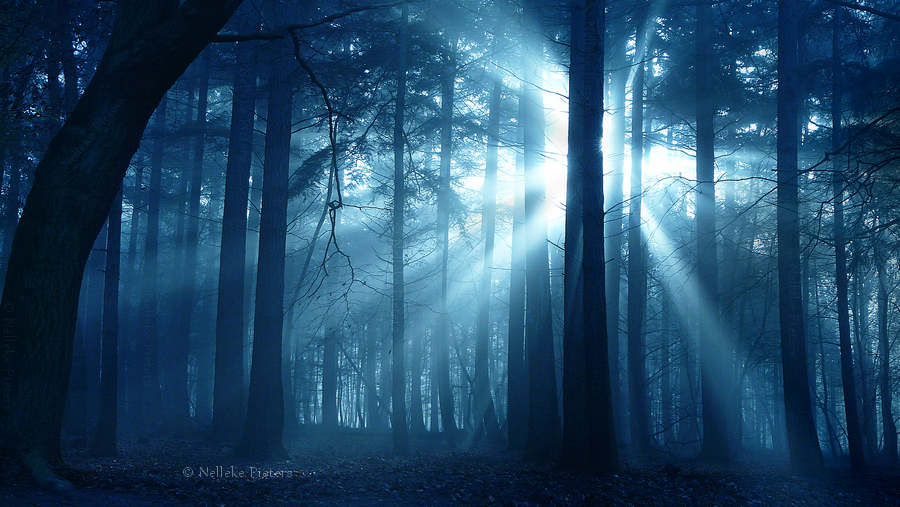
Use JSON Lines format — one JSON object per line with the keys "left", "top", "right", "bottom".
{"left": 562, "top": 0, "right": 618, "bottom": 472}
{"left": 777, "top": 0, "right": 824, "bottom": 474}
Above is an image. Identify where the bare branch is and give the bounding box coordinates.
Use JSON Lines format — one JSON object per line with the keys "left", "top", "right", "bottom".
{"left": 820, "top": 0, "right": 900, "bottom": 23}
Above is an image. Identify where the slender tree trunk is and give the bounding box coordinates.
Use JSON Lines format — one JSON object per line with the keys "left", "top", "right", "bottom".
{"left": 137, "top": 96, "right": 167, "bottom": 434}
{"left": 777, "top": 0, "right": 823, "bottom": 474}
{"left": 507, "top": 90, "right": 528, "bottom": 452}
{"left": 410, "top": 329, "right": 427, "bottom": 434}
{"left": 473, "top": 78, "right": 504, "bottom": 445}
{"left": 435, "top": 38, "right": 459, "bottom": 442}
{"left": 695, "top": 0, "right": 730, "bottom": 462}
{"left": 877, "top": 237, "right": 898, "bottom": 467}
{"left": 391, "top": 3, "right": 410, "bottom": 455}
{"left": 211, "top": 36, "right": 256, "bottom": 443}
{"left": 235, "top": 30, "right": 292, "bottom": 459}
{"left": 627, "top": 25, "right": 650, "bottom": 454}
{"left": 605, "top": 47, "right": 628, "bottom": 450}
{"left": 523, "top": 35, "right": 561, "bottom": 457}
{"left": 365, "top": 323, "right": 380, "bottom": 429}
{"left": 323, "top": 325, "right": 339, "bottom": 428}
{"left": 92, "top": 191, "right": 121, "bottom": 456}
{"left": 167, "top": 55, "right": 210, "bottom": 430}
{"left": 831, "top": 6, "right": 865, "bottom": 470}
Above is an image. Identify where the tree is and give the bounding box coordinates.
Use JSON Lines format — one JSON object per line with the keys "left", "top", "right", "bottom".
{"left": 776, "top": 0, "right": 824, "bottom": 474}
{"left": 0, "top": 0, "right": 243, "bottom": 488}
{"left": 830, "top": 6, "right": 865, "bottom": 471}
{"left": 91, "top": 190, "right": 121, "bottom": 457}
{"left": 473, "top": 77, "right": 504, "bottom": 445}
{"left": 235, "top": 25, "right": 293, "bottom": 459}
{"left": 391, "top": 3, "right": 411, "bottom": 456}
{"left": 627, "top": 18, "right": 650, "bottom": 454}
{"left": 695, "top": 0, "right": 730, "bottom": 462}
{"left": 211, "top": 25, "right": 257, "bottom": 444}
{"left": 435, "top": 36, "right": 458, "bottom": 441}
{"left": 562, "top": 0, "right": 618, "bottom": 473}
{"left": 522, "top": 25, "right": 561, "bottom": 457}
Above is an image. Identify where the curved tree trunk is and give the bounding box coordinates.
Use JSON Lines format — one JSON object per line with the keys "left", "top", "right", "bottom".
{"left": 0, "top": 0, "right": 243, "bottom": 488}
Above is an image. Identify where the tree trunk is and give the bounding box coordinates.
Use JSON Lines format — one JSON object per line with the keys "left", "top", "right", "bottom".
{"left": 877, "top": 236, "right": 898, "bottom": 467}
{"left": 777, "top": 0, "right": 823, "bottom": 474}
{"left": 211, "top": 34, "right": 256, "bottom": 443}
{"left": 323, "top": 326, "right": 339, "bottom": 429}
{"left": 0, "top": 0, "right": 242, "bottom": 487}
{"left": 523, "top": 33, "right": 561, "bottom": 457}
{"left": 605, "top": 43, "right": 628, "bottom": 451}
{"left": 695, "top": 0, "right": 730, "bottom": 462}
{"left": 365, "top": 323, "right": 380, "bottom": 429}
{"left": 627, "top": 24, "right": 650, "bottom": 454}
{"left": 831, "top": 6, "right": 865, "bottom": 470}
{"left": 434, "top": 37, "right": 459, "bottom": 442}
{"left": 136, "top": 96, "right": 167, "bottom": 434}
{"left": 473, "top": 78, "right": 504, "bottom": 445}
{"left": 562, "top": 0, "right": 618, "bottom": 472}
{"left": 507, "top": 89, "right": 528, "bottom": 452}
{"left": 391, "top": 3, "right": 410, "bottom": 456}
{"left": 235, "top": 29, "right": 292, "bottom": 460}
{"left": 91, "top": 190, "right": 121, "bottom": 456}
{"left": 166, "top": 55, "right": 210, "bottom": 430}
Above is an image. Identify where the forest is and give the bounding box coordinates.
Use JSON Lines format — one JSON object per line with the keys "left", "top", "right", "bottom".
{"left": 1, "top": 0, "right": 900, "bottom": 505}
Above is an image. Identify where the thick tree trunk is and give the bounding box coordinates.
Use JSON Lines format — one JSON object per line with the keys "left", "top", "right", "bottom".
{"left": 235, "top": 29, "right": 291, "bottom": 459}
{"left": 0, "top": 0, "right": 242, "bottom": 487}
{"left": 391, "top": 3, "right": 410, "bottom": 456}
{"left": 211, "top": 35, "right": 256, "bottom": 443}
{"left": 777, "top": 0, "right": 823, "bottom": 474}
{"left": 562, "top": 0, "right": 618, "bottom": 472}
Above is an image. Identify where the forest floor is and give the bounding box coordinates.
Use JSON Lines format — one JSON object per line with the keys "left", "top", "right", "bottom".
{"left": 2, "top": 428, "right": 898, "bottom": 506}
